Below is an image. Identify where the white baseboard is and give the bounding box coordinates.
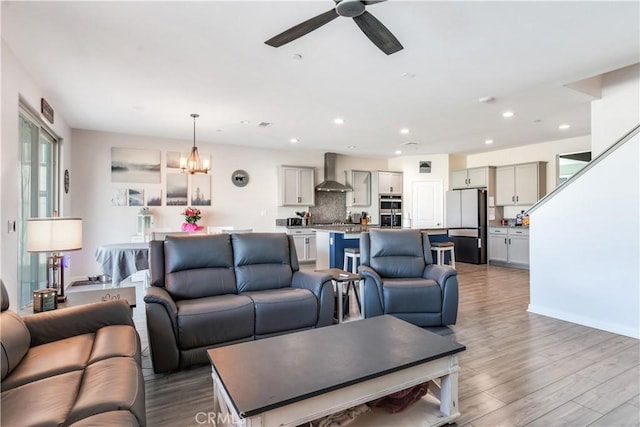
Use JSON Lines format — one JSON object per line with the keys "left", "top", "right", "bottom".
{"left": 527, "top": 304, "right": 639, "bottom": 339}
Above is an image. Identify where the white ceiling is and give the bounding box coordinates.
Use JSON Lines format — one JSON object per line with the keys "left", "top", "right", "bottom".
{"left": 2, "top": 1, "right": 639, "bottom": 157}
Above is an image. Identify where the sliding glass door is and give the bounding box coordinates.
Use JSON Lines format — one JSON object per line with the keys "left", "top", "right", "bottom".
{"left": 18, "top": 110, "right": 59, "bottom": 308}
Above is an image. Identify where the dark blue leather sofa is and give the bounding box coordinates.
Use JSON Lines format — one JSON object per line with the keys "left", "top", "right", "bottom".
{"left": 144, "top": 233, "right": 334, "bottom": 373}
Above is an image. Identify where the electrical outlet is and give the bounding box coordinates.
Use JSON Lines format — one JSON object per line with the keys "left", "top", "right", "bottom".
{"left": 7, "top": 220, "right": 16, "bottom": 233}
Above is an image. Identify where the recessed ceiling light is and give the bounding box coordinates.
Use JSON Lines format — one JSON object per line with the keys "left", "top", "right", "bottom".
{"left": 558, "top": 124, "right": 571, "bottom": 130}
{"left": 395, "top": 150, "right": 402, "bottom": 155}
{"left": 289, "top": 138, "right": 299, "bottom": 143}
{"left": 502, "top": 111, "right": 515, "bottom": 118}
{"left": 292, "top": 53, "right": 303, "bottom": 60}
{"left": 240, "top": 120, "right": 250, "bottom": 124}
{"left": 334, "top": 118, "right": 344, "bottom": 125}
{"left": 347, "top": 145, "right": 356, "bottom": 149}
{"left": 400, "top": 128, "right": 410, "bottom": 134}
{"left": 402, "top": 72, "right": 416, "bottom": 79}
{"left": 485, "top": 139, "right": 494, "bottom": 145}
{"left": 478, "top": 96, "right": 494, "bottom": 103}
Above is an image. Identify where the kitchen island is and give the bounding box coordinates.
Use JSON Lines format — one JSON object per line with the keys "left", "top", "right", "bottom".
{"left": 315, "top": 226, "right": 449, "bottom": 270}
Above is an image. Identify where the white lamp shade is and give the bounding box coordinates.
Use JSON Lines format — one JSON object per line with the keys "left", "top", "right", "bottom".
{"left": 26, "top": 218, "right": 83, "bottom": 253}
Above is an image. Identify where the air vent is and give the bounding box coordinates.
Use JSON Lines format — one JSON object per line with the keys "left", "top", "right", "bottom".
{"left": 402, "top": 141, "right": 419, "bottom": 146}
{"left": 257, "top": 122, "right": 272, "bottom": 128}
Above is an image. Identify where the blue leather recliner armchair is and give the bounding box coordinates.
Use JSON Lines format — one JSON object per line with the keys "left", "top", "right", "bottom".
{"left": 359, "top": 229, "right": 459, "bottom": 326}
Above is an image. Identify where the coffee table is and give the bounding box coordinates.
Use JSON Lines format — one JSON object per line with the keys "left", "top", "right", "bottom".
{"left": 207, "top": 315, "right": 465, "bottom": 427}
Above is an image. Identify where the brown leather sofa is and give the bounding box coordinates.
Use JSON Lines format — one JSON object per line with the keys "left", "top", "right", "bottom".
{"left": 145, "top": 233, "right": 335, "bottom": 373}
{"left": 0, "top": 280, "right": 146, "bottom": 426}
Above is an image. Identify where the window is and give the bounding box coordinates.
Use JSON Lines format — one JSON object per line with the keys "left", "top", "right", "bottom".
{"left": 18, "top": 108, "right": 60, "bottom": 308}
{"left": 557, "top": 151, "right": 591, "bottom": 186}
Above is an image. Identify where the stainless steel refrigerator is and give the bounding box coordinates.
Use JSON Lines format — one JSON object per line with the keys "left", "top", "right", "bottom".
{"left": 445, "top": 188, "right": 487, "bottom": 264}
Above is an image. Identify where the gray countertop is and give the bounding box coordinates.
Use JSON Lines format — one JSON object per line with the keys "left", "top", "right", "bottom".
{"left": 314, "top": 226, "right": 449, "bottom": 236}
{"left": 488, "top": 222, "right": 530, "bottom": 229}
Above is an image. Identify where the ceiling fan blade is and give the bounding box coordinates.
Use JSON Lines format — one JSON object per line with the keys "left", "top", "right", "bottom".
{"left": 353, "top": 11, "right": 403, "bottom": 55}
{"left": 362, "top": 0, "right": 387, "bottom": 5}
{"left": 265, "top": 9, "right": 339, "bottom": 47}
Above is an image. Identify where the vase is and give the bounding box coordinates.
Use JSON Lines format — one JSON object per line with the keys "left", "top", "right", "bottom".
{"left": 181, "top": 222, "right": 200, "bottom": 233}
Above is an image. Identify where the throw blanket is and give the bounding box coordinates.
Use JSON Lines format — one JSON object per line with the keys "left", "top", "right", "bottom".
{"left": 367, "top": 382, "right": 429, "bottom": 413}
{"left": 310, "top": 404, "right": 371, "bottom": 427}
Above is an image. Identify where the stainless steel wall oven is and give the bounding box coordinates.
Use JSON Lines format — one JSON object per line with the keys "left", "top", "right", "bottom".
{"left": 379, "top": 195, "right": 402, "bottom": 228}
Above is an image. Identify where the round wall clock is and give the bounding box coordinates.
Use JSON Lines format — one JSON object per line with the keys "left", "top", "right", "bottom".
{"left": 231, "top": 170, "right": 249, "bottom": 187}
{"left": 64, "top": 169, "right": 70, "bottom": 194}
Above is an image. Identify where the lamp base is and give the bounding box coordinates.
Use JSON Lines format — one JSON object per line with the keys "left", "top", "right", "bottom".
{"left": 56, "top": 294, "right": 67, "bottom": 303}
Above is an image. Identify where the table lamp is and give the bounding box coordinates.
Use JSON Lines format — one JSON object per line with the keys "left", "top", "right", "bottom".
{"left": 26, "top": 217, "right": 83, "bottom": 302}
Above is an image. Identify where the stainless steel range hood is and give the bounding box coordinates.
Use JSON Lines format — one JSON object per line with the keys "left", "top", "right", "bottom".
{"left": 315, "top": 152, "right": 352, "bottom": 192}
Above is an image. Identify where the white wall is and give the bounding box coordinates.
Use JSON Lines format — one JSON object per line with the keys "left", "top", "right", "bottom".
{"left": 70, "top": 129, "right": 386, "bottom": 279}
{"left": 466, "top": 135, "right": 592, "bottom": 196}
{"left": 529, "top": 135, "right": 639, "bottom": 338}
{"left": 591, "top": 64, "right": 640, "bottom": 156}
{"left": 529, "top": 65, "right": 640, "bottom": 339}
{"left": 1, "top": 41, "right": 73, "bottom": 308}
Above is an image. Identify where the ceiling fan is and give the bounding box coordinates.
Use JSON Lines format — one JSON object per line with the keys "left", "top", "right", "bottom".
{"left": 265, "top": 0, "right": 403, "bottom": 55}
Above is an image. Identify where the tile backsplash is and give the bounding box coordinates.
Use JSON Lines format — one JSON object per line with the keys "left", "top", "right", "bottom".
{"left": 310, "top": 192, "right": 346, "bottom": 223}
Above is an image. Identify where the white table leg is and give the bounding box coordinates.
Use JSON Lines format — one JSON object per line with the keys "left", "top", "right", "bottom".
{"left": 211, "top": 370, "right": 220, "bottom": 412}
{"left": 439, "top": 359, "right": 460, "bottom": 417}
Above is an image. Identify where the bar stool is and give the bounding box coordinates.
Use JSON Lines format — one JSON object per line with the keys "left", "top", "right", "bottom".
{"left": 343, "top": 248, "right": 361, "bottom": 274}
{"left": 431, "top": 241, "right": 456, "bottom": 269}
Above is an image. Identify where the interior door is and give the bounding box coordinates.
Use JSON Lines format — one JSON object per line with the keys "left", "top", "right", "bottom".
{"left": 412, "top": 180, "right": 443, "bottom": 228}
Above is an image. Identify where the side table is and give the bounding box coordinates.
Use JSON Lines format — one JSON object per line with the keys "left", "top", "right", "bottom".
{"left": 19, "top": 281, "right": 136, "bottom": 316}
{"left": 316, "top": 268, "right": 363, "bottom": 323}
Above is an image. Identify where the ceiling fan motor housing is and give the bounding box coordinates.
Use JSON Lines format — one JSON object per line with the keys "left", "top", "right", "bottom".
{"left": 336, "top": 0, "right": 366, "bottom": 18}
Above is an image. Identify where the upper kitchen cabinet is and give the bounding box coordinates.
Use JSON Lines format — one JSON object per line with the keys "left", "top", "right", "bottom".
{"left": 345, "top": 170, "right": 371, "bottom": 207}
{"left": 496, "top": 162, "right": 547, "bottom": 206}
{"left": 378, "top": 171, "right": 403, "bottom": 195}
{"left": 451, "top": 167, "right": 492, "bottom": 189}
{"left": 278, "top": 166, "right": 315, "bottom": 206}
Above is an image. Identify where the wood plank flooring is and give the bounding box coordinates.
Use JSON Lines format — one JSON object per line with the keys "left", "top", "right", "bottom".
{"left": 137, "top": 263, "right": 640, "bottom": 426}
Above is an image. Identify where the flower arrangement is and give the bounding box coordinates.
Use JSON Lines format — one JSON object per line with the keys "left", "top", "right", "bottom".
{"left": 181, "top": 207, "right": 202, "bottom": 232}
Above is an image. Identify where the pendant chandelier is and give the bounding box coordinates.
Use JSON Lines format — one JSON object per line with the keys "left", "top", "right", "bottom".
{"left": 180, "top": 113, "right": 210, "bottom": 174}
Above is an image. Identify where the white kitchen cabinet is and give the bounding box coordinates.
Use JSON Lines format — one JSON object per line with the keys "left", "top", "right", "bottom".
{"left": 488, "top": 230, "right": 509, "bottom": 263}
{"left": 495, "top": 162, "right": 546, "bottom": 206}
{"left": 288, "top": 229, "right": 316, "bottom": 262}
{"left": 378, "top": 171, "right": 403, "bottom": 195}
{"left": 279, "top": 166, "right": 315, "bottom": 206}
{"left": 508, "top": 229, "right": 529, "bottom": 265}
{"left": 345, "top": 170, "right": 371, "bottom": 207}
{"left": 488, "top": 227, "right": 529, "bottom": 268}
{"left": 451, "top": 167, "right": 490, "bottom": 189}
